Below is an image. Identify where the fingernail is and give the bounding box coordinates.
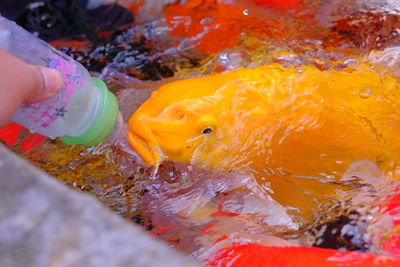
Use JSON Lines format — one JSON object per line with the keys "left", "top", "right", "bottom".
{"left": 40, "top": 68, "right": 64, "bottom": 93}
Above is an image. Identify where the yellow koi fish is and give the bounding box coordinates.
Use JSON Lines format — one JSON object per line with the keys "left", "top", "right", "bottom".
{"left": 128, "top": 63, "right": 400, "bottom": 222}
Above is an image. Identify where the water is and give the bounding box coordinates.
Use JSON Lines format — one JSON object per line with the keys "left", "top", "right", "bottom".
{"left": 4, "top": 0, "right": 400, "bottom": 265}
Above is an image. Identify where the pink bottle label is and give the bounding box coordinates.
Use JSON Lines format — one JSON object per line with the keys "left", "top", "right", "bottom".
{"left": 20, "top": 56, "right": 83, "bottom": 129}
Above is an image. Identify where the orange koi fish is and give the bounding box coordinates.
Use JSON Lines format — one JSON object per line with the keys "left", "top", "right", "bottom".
{"left": 128, "top": 63, "right": 400, "bottom": 221}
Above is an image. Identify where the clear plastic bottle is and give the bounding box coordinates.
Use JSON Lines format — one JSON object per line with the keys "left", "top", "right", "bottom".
{"left": 0, "top": 17, "right": 119, "bottom": 146}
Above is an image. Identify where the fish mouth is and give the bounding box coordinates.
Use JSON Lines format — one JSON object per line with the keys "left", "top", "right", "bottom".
{"left": 128, "top": 130, "right": 161, "bottom": 165}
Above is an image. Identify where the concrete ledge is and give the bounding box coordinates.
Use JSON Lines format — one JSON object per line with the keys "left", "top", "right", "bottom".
{"left": 0, "top": 144, "right": 199, "bottom": 267}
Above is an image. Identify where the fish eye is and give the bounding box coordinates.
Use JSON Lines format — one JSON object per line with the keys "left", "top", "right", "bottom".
{"left": 202, "top": 127, "right": 213, "bottom": 134}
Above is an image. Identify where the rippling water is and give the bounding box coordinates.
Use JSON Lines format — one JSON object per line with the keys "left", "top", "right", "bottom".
{"left": 4, "top": 0, "right": 400, "bottom": 264}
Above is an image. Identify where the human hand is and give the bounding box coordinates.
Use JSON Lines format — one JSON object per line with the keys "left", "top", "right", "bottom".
{"left": 0, "top": 48, "right": 64, "bottom": 127}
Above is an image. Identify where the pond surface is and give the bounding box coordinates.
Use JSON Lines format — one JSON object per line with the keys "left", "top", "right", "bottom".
{"left": 3, "top": 0, "right": 400, "bottom": 265}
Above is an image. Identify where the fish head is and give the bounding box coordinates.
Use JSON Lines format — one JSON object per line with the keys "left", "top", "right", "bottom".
{"left": 128, "top": 66, "right": 279, "bottom": 168}
{"left": 127, "top": 73, "right": 240, "bottom": 166}
{"left": 128, "top": 99, "right": 219, "bottom": 165}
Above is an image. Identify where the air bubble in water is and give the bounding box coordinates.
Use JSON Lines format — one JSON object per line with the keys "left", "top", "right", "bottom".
{"left": 29, "top": 128, "right": 36, "bottom": 134}
{"left": 243, "top": 9, "right": 249, "bottom": 16}
{"left": 359, "top": 88, "right": 372, "bottom": 98}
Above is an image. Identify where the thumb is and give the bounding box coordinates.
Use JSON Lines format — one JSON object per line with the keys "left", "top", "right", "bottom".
{"left": 24, "top": 65, "right": 65, "bottom": 104}
{"left": 0, "top": 48, "right": 64, "bottom": 126}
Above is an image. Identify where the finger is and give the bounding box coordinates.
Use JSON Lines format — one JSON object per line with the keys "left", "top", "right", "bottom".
{"left": 0, "top": 49, "right": 64, "bottom": 126}
{"left": 25, "top": 65, "right": 65, "bottom": 104}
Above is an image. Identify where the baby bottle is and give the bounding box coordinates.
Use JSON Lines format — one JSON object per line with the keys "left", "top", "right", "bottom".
{"left": 0, "top": 17, "right": 119, "bottom": 146}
